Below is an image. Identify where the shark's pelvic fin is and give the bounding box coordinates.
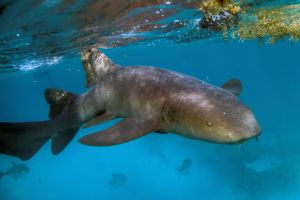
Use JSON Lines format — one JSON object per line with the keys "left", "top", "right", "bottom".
{"left": 51, "top": 128, "right": 78, "bottom": 155}
{"left": 221, "top": 79, "right": 243, "bottom": 96}
{"left": 44, "top": 88, "right": 79, "bottom": 155}
{"left": 81, "top": 48, "right": 118, "bottom": 88}
{"left": 82, "top": 111, "right": 115, "bottom": 129}
{"left": 79, "top": 118, "right": 158, "bottom": 146}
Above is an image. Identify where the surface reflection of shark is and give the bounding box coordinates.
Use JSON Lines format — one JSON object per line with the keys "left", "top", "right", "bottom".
{"left": 0, "top": 162, "right": 29, "bottom": 181}
{"left": 109, "top": 173, "right": 128, "bottom": 188}
{"left": 177, "top": 158, "right": 193, "bottom": 175}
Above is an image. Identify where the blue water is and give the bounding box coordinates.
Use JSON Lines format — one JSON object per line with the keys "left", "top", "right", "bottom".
{"left": 1, "top": 40, "right": 300, "bottom": 200}
{"left": 1, "top": 0, "right": 300, "bottom": 198}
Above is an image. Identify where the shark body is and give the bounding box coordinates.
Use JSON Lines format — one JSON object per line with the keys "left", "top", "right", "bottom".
{"left": 0, "top": 48, "right": 261, "bottom": 160}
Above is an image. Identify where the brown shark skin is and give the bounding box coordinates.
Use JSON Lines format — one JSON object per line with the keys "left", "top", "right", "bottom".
{"left": 78, "top": 49, "right": 261, "bottom": 145}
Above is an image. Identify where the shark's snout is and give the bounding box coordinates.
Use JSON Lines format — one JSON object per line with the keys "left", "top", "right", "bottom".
{"left": 241, "top": 111, "right": 262, "bottom": 142}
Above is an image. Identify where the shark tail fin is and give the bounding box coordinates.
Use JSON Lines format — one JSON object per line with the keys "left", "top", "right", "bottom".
{"left": 44, "top": 88, "right": 80, "bottom": 155}
{"left": 0, "top": 89, "right": 79, "bottom": 161}
{"left": 0, "top": 121, "right": 52, "bottom": 161}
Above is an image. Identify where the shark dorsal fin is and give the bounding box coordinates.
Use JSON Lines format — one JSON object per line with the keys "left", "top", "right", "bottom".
{"left": 221, "top": 79, "right": 243, "bottom": 96}
{"left": 81, "top": 48, "right": 118, "bottom": 88}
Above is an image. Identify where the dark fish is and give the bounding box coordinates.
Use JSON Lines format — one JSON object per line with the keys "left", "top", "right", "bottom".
{"left": 0, "top": 162, "right": 29, "bottom": 181}
{"left": 109, "top": 173, "right": 128, "bottom": 188}
{"left": 177, "top": 158, "right": 193, "bottom": 175}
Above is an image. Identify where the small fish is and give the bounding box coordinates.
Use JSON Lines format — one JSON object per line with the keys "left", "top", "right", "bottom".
{"left": 109, "top": 173, "right": 128, "bottom": 188}
{"left": 177, "top": 158, "right": 193, "bottom": 175}
{"left": 0, "top": 162, "right": 29, "bottom": 181}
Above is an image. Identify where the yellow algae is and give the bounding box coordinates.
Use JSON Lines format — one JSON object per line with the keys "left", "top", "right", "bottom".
{"left": 233, "top": 4, "right": 300, "bottom": 43}
{"left": 198, "top": 0, "right": 243, "bottom": 34}
{"left": 198, "top": 1, "right": 300, "bottom": 43}
{"left": 199, "top": 0, "right": 242, "bottom": 15}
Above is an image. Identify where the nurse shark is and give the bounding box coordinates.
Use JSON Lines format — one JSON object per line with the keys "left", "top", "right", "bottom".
{"left": 0, "top": 48, "right": 261, "bottom": 160}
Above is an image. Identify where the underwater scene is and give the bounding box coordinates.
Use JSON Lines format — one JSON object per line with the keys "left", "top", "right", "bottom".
{"left": 0, "top": 0, "right": 300, "bottom": 199}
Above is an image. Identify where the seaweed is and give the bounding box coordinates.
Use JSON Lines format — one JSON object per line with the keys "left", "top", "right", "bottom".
{"left": 198, "top": 0, "right": 242, "bottom": 32}
{"left": 233, "top": 4, "right": 300, "bottom": 44}
{"left": 198, "top": 0, "right": 300, "bottom": 44}
{"left": 199, "top": 0, "right": 242, "bottom": 16}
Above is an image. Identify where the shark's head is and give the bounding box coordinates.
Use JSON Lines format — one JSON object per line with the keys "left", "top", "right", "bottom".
{"left": 174, "top": 79, "right": 261, "bottom": 144}
{"left": 198, "top": 100, "right": 261, "bottom": 144}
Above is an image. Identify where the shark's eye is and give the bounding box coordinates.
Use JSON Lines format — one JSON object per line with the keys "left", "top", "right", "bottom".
{"left": 207, "top": 122, "right": 213, "bottom": 126}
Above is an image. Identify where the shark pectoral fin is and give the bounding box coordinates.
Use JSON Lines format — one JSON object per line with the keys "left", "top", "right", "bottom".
{"left": 79, "top": 118, "right": 158, "bottom": 146}
{"left": 82, "top": 111, "right": 115, "bottom": 129}
{"left": 221, "top": 79, "right": 243, "bottom": 96}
